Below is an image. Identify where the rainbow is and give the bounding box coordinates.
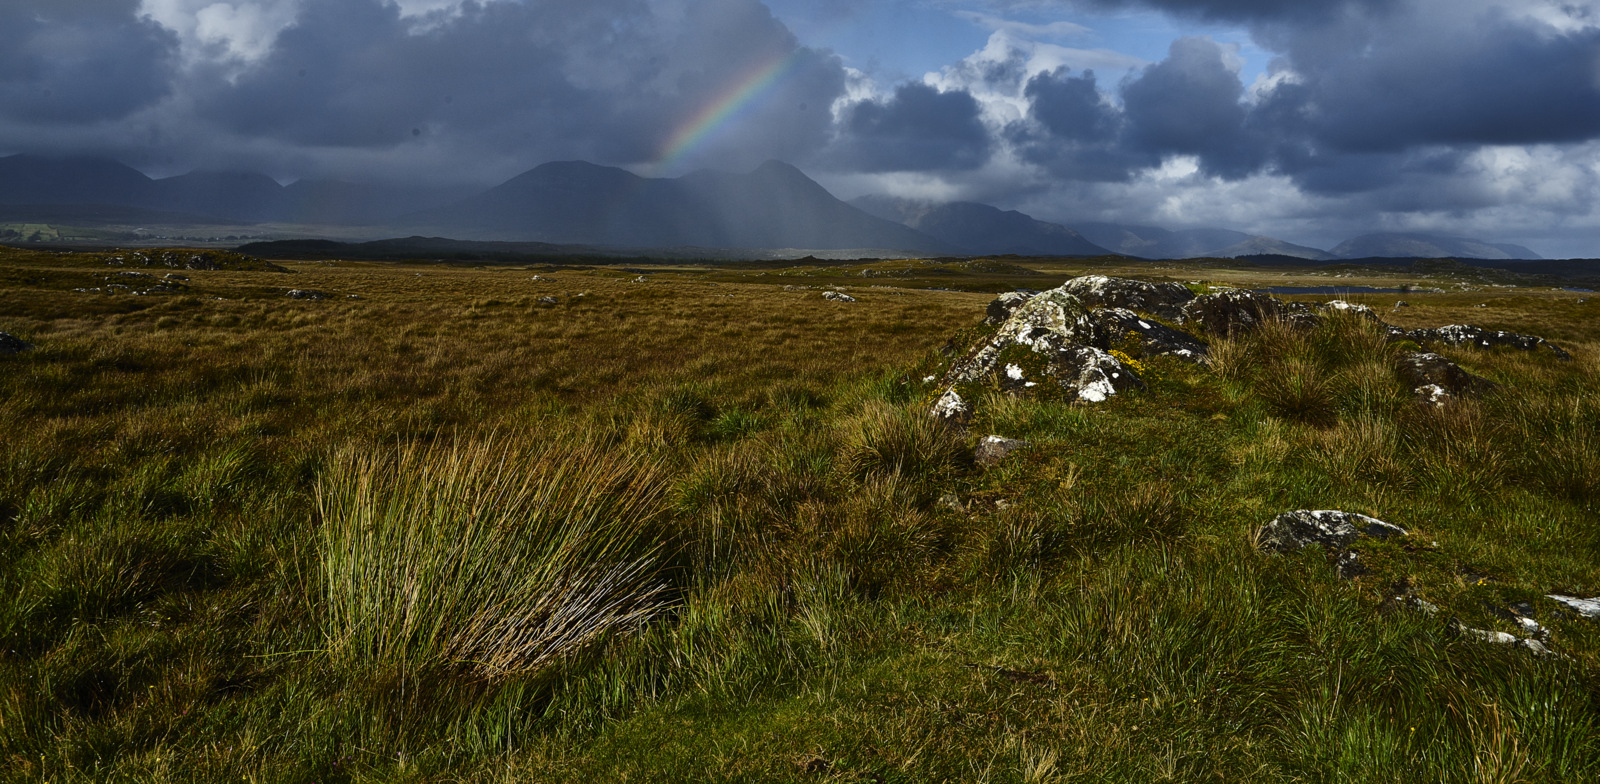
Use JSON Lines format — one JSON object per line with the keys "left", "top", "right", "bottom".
{"left": 656, "top": 49, "right": 804, "bottom": 169}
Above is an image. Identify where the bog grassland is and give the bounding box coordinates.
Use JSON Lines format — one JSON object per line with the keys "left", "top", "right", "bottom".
{"left": 1, "top": 246, "right": 1598, "bottom": 782}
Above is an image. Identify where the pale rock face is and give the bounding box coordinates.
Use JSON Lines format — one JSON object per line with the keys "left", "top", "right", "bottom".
{"left": 944, "top": 287, "right": 1144, "bottom": 404}
{"left": 823, "top": 291, "right": 857, "bottom": 303}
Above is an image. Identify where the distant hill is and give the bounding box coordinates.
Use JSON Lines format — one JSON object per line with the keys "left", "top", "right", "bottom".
{"left": 1332, "top": 233, "right": 1541, "bottom": 260}
{"left": 0, "top": 154, "right": 155, "bottom": 206}
{"left": 1072, "top": 222, "right": 1254, "bottom": 260}
{"left": 850, "top": 196, "right": 1110, "bottom": 257}
{"left": 405, "top": 160, "right": 954, "bottom": 252}
{"left": 0, "top": 154, "right": 462, "bottom": 226}
{"left": 1203, "top": 235, "right": 1336, "bottom": 262}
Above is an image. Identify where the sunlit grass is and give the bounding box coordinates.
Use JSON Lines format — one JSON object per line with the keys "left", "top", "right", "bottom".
{"left": 1, "top": 244, "right": 1598, "bottom": 782}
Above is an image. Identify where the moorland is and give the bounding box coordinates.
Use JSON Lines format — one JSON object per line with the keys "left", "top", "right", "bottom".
{"left": 1, "top": 245, "right": 1598, "bottom": 782}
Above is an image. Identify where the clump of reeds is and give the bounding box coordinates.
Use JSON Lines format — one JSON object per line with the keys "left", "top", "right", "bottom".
{"left": 317, "top": 434, "right": 670, "bottom": 680}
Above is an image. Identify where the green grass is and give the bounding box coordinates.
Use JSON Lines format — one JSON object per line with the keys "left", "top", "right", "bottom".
{"left": 0, "top": 245, "right": 1597, "bottom": 781}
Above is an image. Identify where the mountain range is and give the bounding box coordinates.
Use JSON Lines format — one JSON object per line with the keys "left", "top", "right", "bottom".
{"left": 0, "top": 153, "right": 1547, "bottom": 260}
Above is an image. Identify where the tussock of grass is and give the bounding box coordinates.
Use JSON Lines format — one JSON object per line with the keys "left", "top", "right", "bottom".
{"left": 317, "top": 434, "right": 670, "bottom": 680}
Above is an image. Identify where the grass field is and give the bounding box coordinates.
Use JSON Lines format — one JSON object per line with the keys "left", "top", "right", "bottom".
{"left": 1, "top": 245, "right": 1597, "bottom": 782}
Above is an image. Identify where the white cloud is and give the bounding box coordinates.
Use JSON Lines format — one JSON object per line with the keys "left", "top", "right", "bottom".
{"left": 954, "top": 10, "right": 1091, "bottom": 38}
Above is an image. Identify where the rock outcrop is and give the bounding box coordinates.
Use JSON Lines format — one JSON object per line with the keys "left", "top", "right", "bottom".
{"left": 1404, "top": 324, "right": 1572, "bottom": 361}
{"left": 287, "top": 289, "right": 330, "bottom": 300}
{"left": 943, "top": 287, "right": 1146, "bottom": 404}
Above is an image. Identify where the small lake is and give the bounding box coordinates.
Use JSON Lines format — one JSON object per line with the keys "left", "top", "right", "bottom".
{"left": 1255, "top": 286, "right": 1412, "bottom": 295}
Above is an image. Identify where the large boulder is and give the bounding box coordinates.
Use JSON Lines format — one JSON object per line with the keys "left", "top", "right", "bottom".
{"left": 1394, "top": 351, "right": 1496, "bottom": 405}
{"left": 1061, "top": 275, "right": 1195, "bottom": 319}
{"left": 1257, "top": 510, "right": 1408, "bottom": 552}
{"left": 1404, "top": 324, "right": 1571, "bottom": 361}
{"left": 1179, "top": 290, "right": 1285, "bottom": 337}
{"left": 0, "top": 331, "right": 33, "bottom": 355}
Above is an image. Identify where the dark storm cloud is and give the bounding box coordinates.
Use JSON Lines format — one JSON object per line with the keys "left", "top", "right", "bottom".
{"left": 1006, "top": 0, "right": 1600, "bottom": 210}
{"left": 1273, "top": 19, "right": 1600, "bottom": 153}
{"left": 0, "top": 0, "right": 179, "bottom": 123}
{"left": 1120, "top": 37, "right": 1263, "bottom": 178}
{"left": 1014, "top": 38, "right": 1259, "bottom": 180}
{"left": 191, "top": 0, "right": 845, "bottom": 168}
{"left": 0, "top": 0, "right": 846, "bottom": 181}
{"left": 1010, "top": 67, "right": 1151, "bottom": 181}
{"left": 1070, "top": 0, "right": 1400, "bottom": 23}
{"left": 831, "top": 82, "right": 993, "bottom": 171}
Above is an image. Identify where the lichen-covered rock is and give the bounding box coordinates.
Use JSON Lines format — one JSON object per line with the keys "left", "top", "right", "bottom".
{"left": 1405, "top": 324, "right": 1571, "bottom": 360}
{"left": 1548, "top": 595, "right": 1600, "bottom": 618}
{"left": 1394, "top": 351, "right": 1496, "bottom": 405}
{"left": 1257, "top": 510, "right": 1408, "bottom": 552}
{"left": 823, "top": 291, "right": 857, "bottom": 303}
{"left": 946, "top": 290, "right": 1144, "bottom": 403}
{"left": 1449, "top": 619, "right": 1551, "bottom": 654}
{"left": 1061, "top": 275, "right": 1194, "bottom": 319}
{"left": 975, "top": 435, "right": 1029, "bottom": 467}
{"left": 1047, "top": 345, "right": 1144, "bottom": 402}
{"left": 1179, "top": 290, "right": 1284, "bottom": 337}
{"left": 931, "top": 387, "right": 971, "bottom": 426}
{"left": 1083, "top": 307, "right": 1208, "bottom": 362}
{"left": 0, "top": 331, "right": 33, "bottom": 355}
{"left": 287, "top": 289, "right": 329, "bottom": 300}
{"left": 983, "top": 290, "right": 1037, "bottom": 325}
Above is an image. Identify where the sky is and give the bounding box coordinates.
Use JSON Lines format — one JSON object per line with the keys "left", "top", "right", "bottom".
{"left": 3, "top": 0, "right": 1600, "bottom": 255}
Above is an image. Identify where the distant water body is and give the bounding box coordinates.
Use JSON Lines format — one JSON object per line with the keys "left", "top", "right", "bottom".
{"left": 1255, "top": 286, "right": 1411, "bottom": 295}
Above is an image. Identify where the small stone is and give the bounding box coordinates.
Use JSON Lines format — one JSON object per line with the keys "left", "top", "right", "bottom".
{"left": 538, "top": 296, "right": 558, "bottom": 305}
{"left": 632, "top": 275, "right": 648, "bottom": 283}
{"left": 974, "top": 435, "right": 1029, "bottom": 467}
{"left": 930, "top": 386, "right": 971, "bottom": 426}
{"left": 1257, "top": 510, "right": 1408, "bottom": 552}
{"left": 286, "top": 289, "right": 329, "bottom": 300}
{"left": 938, "top": 492, "right": 967, "bottom": 514}
{"left": 1394, "top": 351, "right": 1495, "bottom": 405}
{"left": 1547, "top": 595, "right": 1600, "bottom": 618}
{"left": 0, "top": 331, "right": 34, "bottom": 355}
{"left": 823, "top": 291, "right": 857, "bottom": 302}
{"left": 1393, "top": 300, "right": 1409, "bottom": 308}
